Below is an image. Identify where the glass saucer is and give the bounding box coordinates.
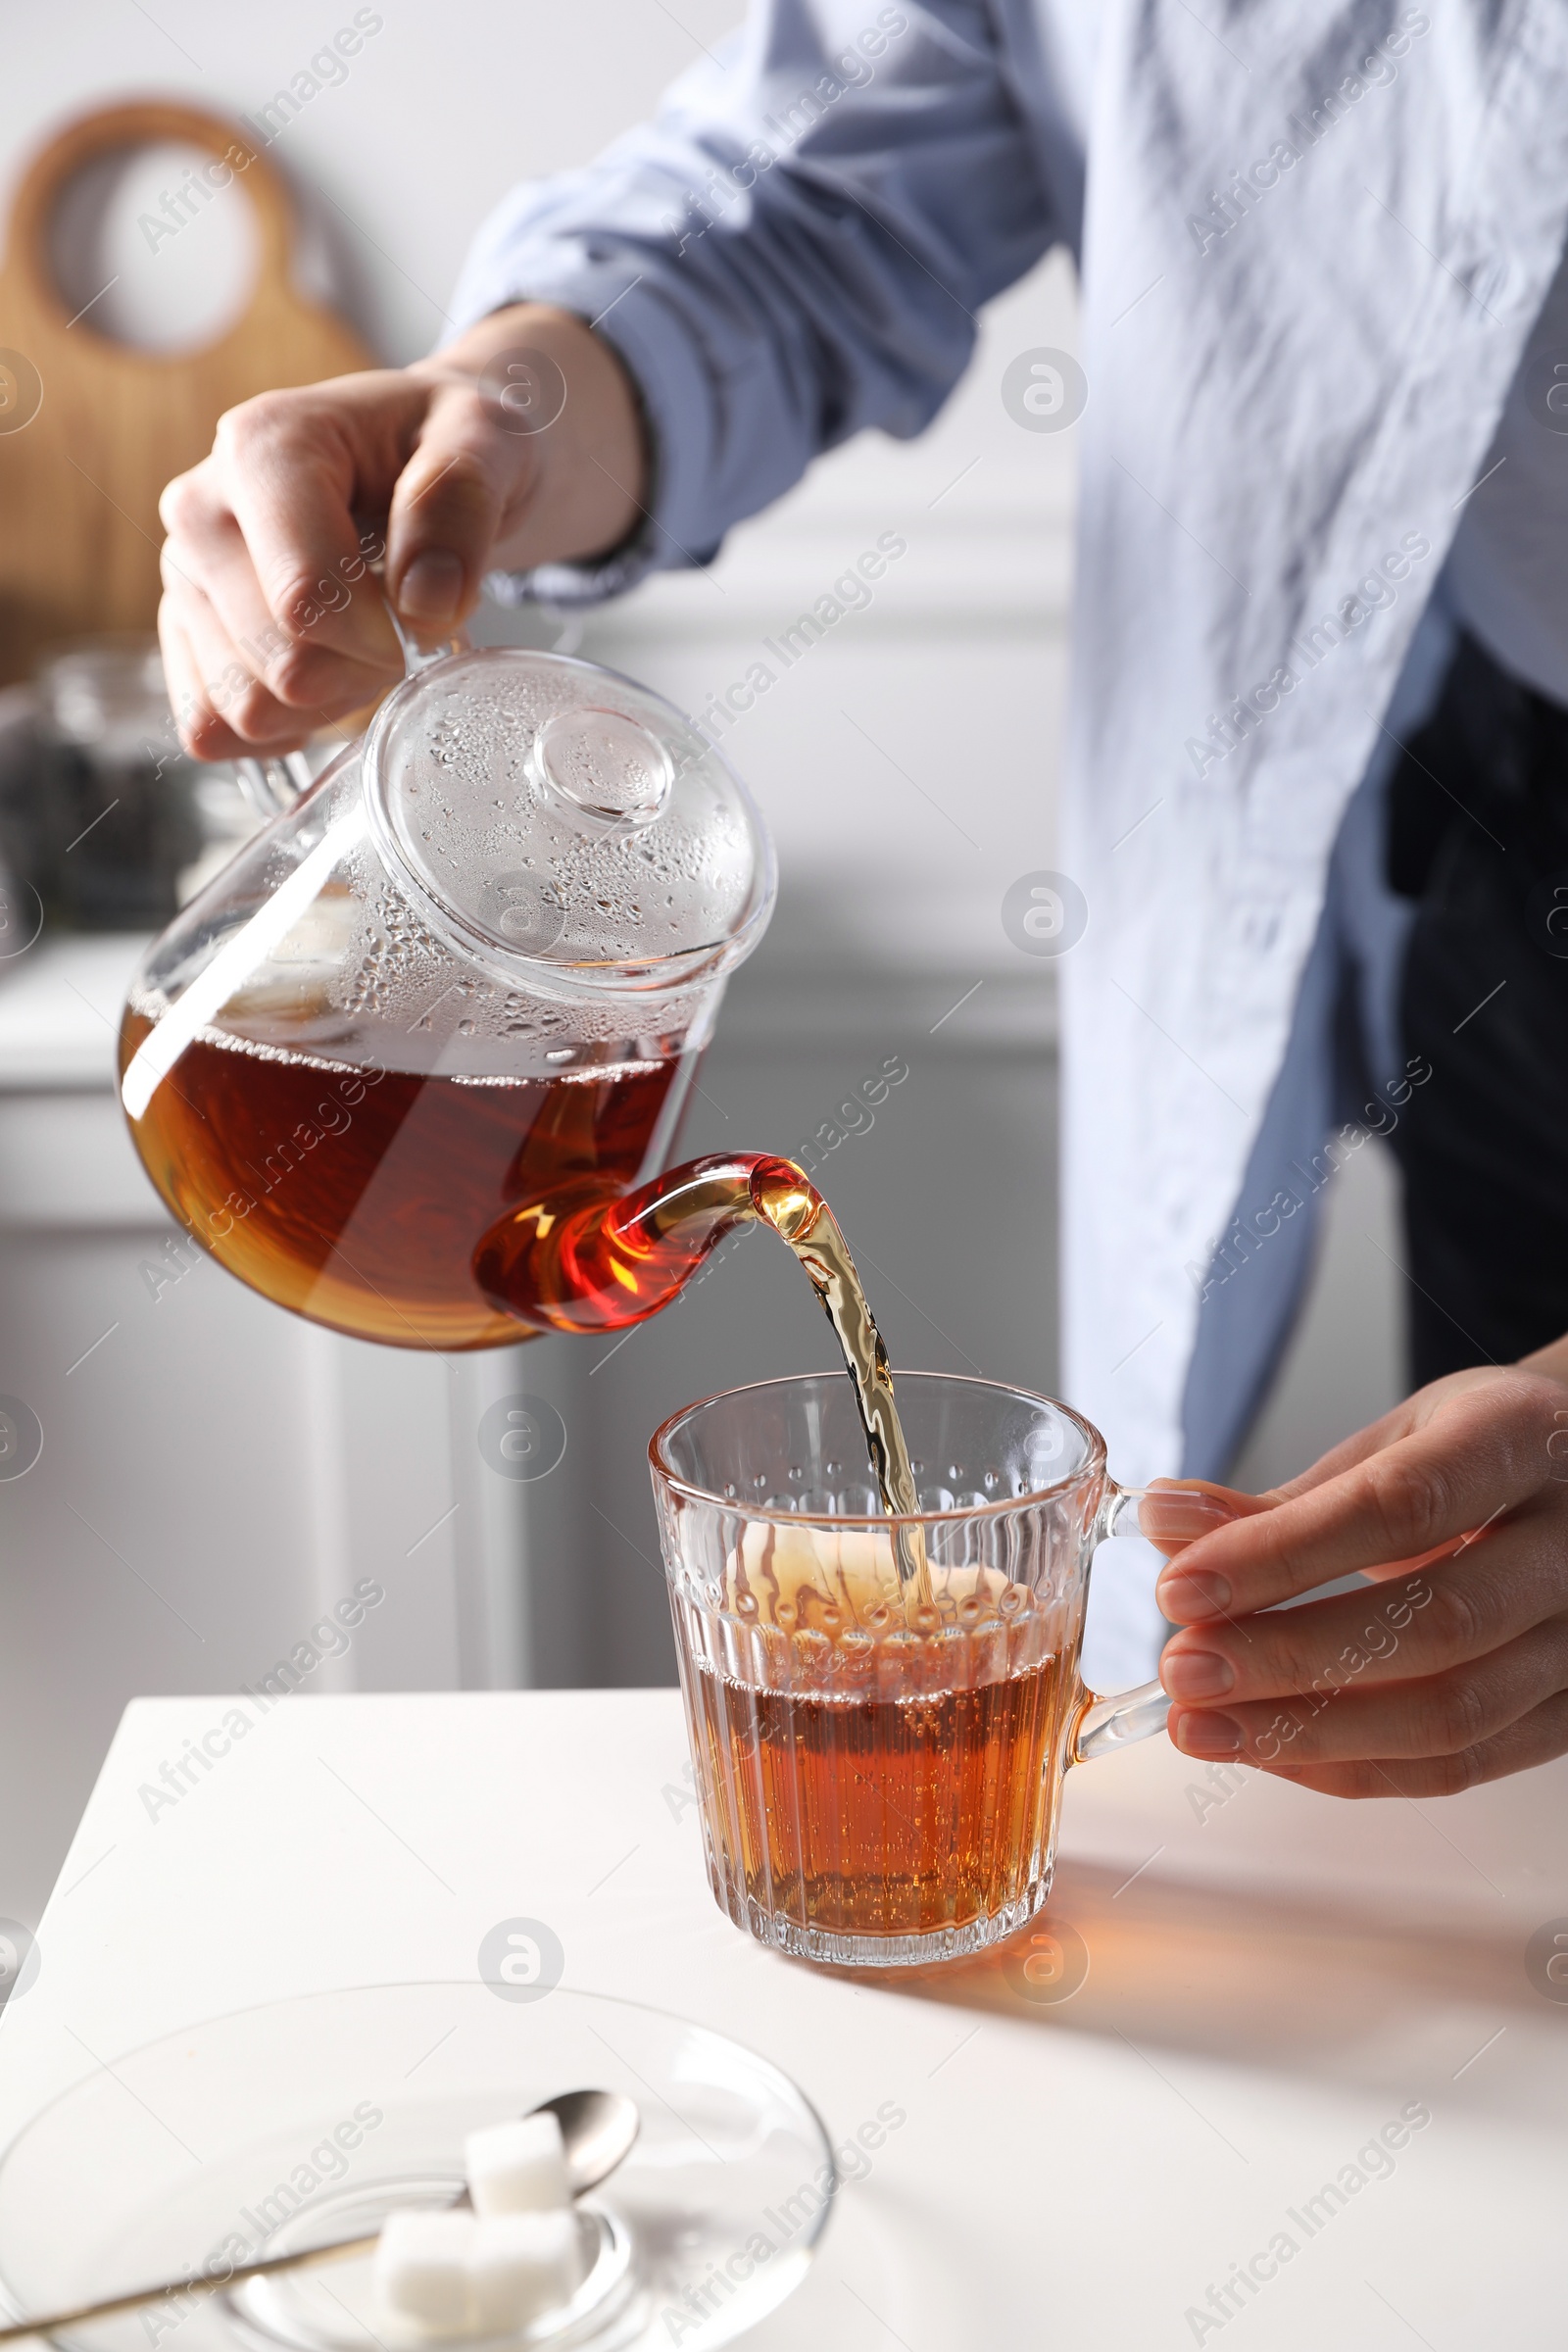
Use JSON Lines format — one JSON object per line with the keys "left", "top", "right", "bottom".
{"left": 0, "top": 1984, "right": 834, "bottom": 2352}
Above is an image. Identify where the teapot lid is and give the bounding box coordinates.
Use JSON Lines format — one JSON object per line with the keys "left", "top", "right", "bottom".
{"left": 363, "top": 646, "right": 775, "bottom": 995}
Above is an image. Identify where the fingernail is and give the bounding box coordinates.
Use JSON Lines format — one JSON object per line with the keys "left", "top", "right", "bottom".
{"left": 1156, "top": 1569, "right": 1231, "bottom": 1621}
{"left": 397, "top": 548, "right": 464, "bottom": 624}
{"left": 1141, "top": 1487, "right": 1247, "bottom": 1544}
{"left": 1172, "top": 1709, "right": 1243, "bottom": 1758}
{"left": 1161, "top": 1648, "right": 1235, "bottom": 1701}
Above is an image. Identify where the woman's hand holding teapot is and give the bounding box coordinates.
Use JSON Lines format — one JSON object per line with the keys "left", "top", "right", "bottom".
{"left": 157, "top": 305, "right": 648, "bottom": 760}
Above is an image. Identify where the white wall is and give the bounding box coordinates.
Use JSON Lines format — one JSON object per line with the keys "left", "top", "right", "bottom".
{"left": 6, "top": 3, "right": 758, "bottom": 364}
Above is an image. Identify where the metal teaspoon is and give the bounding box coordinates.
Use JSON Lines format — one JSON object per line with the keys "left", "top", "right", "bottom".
{"left": 0, "top": 2087, "right": 640, "bottom": 2343}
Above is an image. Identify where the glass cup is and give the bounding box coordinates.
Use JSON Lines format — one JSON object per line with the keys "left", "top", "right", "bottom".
{"left": 650, "top": 1371, "right": 1226, "bottom": 1968}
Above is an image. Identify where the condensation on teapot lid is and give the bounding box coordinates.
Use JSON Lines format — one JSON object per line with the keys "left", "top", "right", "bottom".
{"left": 363, "top": 647, "right": 775, "bottom": 993}
{"left": 528, "top": 706, "right": 673, "bottom": 825}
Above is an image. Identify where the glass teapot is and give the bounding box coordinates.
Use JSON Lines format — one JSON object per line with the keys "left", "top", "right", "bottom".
{"left": 119, "top": 647, "right": 776, "bottom": 1349}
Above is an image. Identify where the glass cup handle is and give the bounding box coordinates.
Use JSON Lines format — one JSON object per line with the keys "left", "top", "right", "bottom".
{"left": 1071, "top": 1481, "right": 1238, "bottom": 1766}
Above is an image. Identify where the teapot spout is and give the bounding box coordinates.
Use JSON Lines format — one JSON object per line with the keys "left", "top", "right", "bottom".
{"left": 473, "top": 1153, "right": 810, "bottom": 1336}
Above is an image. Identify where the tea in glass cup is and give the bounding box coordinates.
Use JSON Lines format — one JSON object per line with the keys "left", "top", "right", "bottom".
{"left": 651, "top": 1372, "right": 1218, "bottom": 1968}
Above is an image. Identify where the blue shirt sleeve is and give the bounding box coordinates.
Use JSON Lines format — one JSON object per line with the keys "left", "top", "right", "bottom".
{"left": 448, "top": 0, "right": 1062, "bottom": 601}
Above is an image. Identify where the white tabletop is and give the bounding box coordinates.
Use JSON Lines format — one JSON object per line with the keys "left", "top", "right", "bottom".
{"left": 3, "top": 1690, "right": 1565, "bottom": 2348}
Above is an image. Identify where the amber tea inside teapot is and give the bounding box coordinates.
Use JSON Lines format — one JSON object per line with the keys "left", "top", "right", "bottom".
{"left": 119, "top": 648, "right": 775, "bottom": 1349}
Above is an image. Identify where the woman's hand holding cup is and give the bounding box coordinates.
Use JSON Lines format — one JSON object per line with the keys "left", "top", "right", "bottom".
{"left": 1148, "top": 1364, "right": 1568, "bottom": 1796}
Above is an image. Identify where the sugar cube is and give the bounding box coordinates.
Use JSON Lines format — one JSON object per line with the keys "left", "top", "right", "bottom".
{"left": 464, "top": 2114, "right": 570, "bottom": 2217}
{"left": 374, "top": 2209, "right": 478, "bottom": 2335}
{"left": 469, "top": 2212, "right": 584, "bottom": 2333}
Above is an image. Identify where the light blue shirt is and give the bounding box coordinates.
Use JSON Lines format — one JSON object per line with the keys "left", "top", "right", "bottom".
{"left": 455, "top": 1, "right": 1568, "bottom": 713}
{"left": 449, "top": 2, "right": 1092, "bottom": 601}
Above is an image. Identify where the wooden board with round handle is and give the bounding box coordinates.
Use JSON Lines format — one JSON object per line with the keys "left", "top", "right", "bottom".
{"left": 0, "top": 99, "right": 374, "bottom": 685}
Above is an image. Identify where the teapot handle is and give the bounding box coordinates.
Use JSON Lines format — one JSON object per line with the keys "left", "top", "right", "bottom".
{"left": 232, "top": 604, "right": 469, "bottom": 818}
{"left": 385, "top": 604, "right": 469, "bottom": 676}
{"left": 234, "top": 751, "right": 316, "bottom": 820}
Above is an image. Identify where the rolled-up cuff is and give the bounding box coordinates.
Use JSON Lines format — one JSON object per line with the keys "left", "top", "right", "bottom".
{"left": 450, "top": 253, "right": 724, "bottom": 608}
